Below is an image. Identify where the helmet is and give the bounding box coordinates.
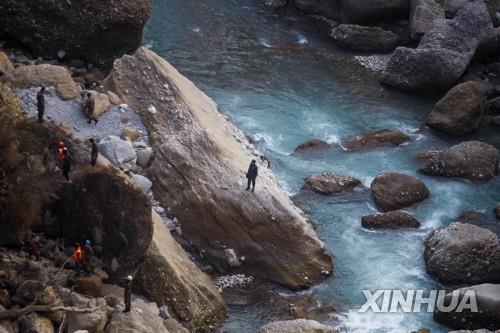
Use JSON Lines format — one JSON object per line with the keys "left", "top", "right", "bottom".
{"left": 85, "top": 240, "right": 91, "bottom": 246}
{"left": 126, "top": 275, "right": 133, "bottom": 281}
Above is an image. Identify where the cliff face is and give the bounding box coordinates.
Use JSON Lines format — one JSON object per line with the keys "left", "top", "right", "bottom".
{"left": 0, "top": 0, "right": 152, "bottom": 63}
{"left": 105, "top": 47, "right": 333, "bottom": 289}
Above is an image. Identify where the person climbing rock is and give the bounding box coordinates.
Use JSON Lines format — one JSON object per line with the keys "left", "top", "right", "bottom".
{"left": 245, "top": 159, "right": 258, "bottom": 192}
{"left": 62, "top": 149, "right": 72, "bottom": 182}
{"left": 72, "top": 242, "right": 84, "bottom": 276}
{"left": 124, "top": 275, "right": 133, "bottom": 312}
{"left": 37, "top": 87, "right": 46, "bottom": 123}
{"left": 83, "top": 240, "right": 95, "bottom": 275}
{"left": 84, "top": 92, "right": 98, "bottom": 125}
{"left": 90, "top": 138, "right": 99, "bottom": 167}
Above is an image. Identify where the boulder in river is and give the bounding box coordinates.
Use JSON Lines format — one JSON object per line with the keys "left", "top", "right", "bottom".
{"left": 361, "top": 210, "right": 421, "bottom": 229}
{"left": 342, "top": 0, "right": 411, "bottom": 24}
{"left": 409, "top": 0, "right": 445, "bottom": 40}
{"left": 341, "top": 129, "right": 410, "bottom": 151}
{"left": 293, "top": 139, "right": 331, "bottom": 155}
{"left": 263, "top": 0, "right": 288, "bottom": 9}
{"left": 494, "top": 203, "right": 500, "bottom": 219}
{"left": 0, "top": 0, "right": 153, "bottom": 63}
{"left": 426, "top": 81, "right": 488, "bottom": 136}
{"left": 419, "top": 141, "right": 499, "bottom": 181}
{"left": 424, "top": 223, "right": 500, "bottom": 284}
{"left": 371, "top": 171, "right": 429, "bottom": 212}
{"left": 301, "top": 172, "right": 363, "bottom": 195}
{"left": 259, "top": 319, "right": 339, "bottom": 333}
{"left": 434, "top": 284, "right": 500, "bottom": 330}
{"left": 105, "top": 47, "right": 333, "bottom": 290}
{"left": 331, "top": 24, "right": 400, "bottom": 53}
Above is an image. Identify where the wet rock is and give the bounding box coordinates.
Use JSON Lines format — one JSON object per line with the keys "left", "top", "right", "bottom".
{"left": 121, "top": 127, "right": 139, "bottom": 141}
{"left": 424, "top": 223, "right": 500, "bottom": 284}
{"left": 361, "top": 210, "right": 421, "bottom": 229}
{"left": 456, "top": 210, "right": 489, "bottom": 224}
{"left": 130, "top": 174, "right": 152, "bottom": 194}
{"left": 489, "top": 96, "right": 500, "bottom": 112}
{"left": 98, "top": 135, "right": 137, "bottom": 170}
{"left": 492, "top": 115, "right": 500, "bottom": 126}
{"left": 410, "top": 0, "right": 445, "bottom": 40}
{"left": 293, "top": 139, "right": 331, "bottom": 155}
{"left": 342, "top": 0, "right": 411, "bottom": 24}
{"left": 292, "top": 0, "right": 344, "bottom": 20}
{"left": 6, "top": 64, "right": 80, "bottom": 100}
{"left": 341, "top": 129, "right": 410, "bottom": 151}
{"left": 331, "top": 24, "right": 399, "bottom": 53}
{"left": 301, "top": 172, "right": 363, "bottom": 195}
{"left": 259, "top": 319, "right": 339, "bottom": 333}
{"left": 18, "top": 313, "right": 54, "bottom": 333}
{"left": 134, "top": 212, "right": 227, "bottom": 329}
{"left": 494, "top": 203, "right": 500, "bottom": 219}
{"left": 419, "top": 141, "right": 499, "bottom": 181}
{"left": 371, "top": 171, "right": 429, "bottom": 211}
{"left": 105, "top": 47, "right": 333, "bottom": 289}
{"left": 263, "top": 0, "right": 288, "bottom": 9}
{"left": 434, "top": 284, "right": 500, "bottom": 330}
{"left": 426, "top": 81, "right": 487, "bottom": 136}
{"left": 136, "top": 147, "right": 153, "bottom": 168}
{"left": 381, "top": 0, "right": 496, "bottom": 92}
{"left": 0, "top": 0, "right": 153, "bottom": 63}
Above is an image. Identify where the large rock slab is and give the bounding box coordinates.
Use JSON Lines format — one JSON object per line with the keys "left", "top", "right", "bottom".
{"left": 361, "top": 210, "right": 421, "bottom": 229}
{"left": 0, "top": 0, "right": 153, "bottom": 63}
{"left": 301, "top": 172, "right": 363, "bottom": 195}
{"left": 419, "top": 141, "right": 499, "bottom": 181}
{"left": 259, "top": 319, "right": 339, "bottom": 333}
{"left": 424, "top": 223, "right": 500, "bottom": 284}
{"left": 98, "top": 135, "right": 137, "bottom": 170}
{"left": 435, "top": 284, "right": 500, "bottom": 330}
{"left": 410, "top": 0, "right": 445, "bottom": 40}
{"left": 331, "top": 24, "right": 399, "bottom": 53}
{"left": 381, "top": 0, "right": 496, "bottom": 92}
{"left": 135, "top": 212, "right": 227, "bottom": 330}
{"left": 18, "top": 313, "right": 54, "bottom": 333}
{"left": 371, "top": 171, "right": 430, "bottom": 211}
{"left": 426, "top": 81, "right": 487, "bottom": 136}
{"left": 341, "top": 129, "right": 409, "bottom": 151}
{"left": 105, "top": 48, "right": 333, "bottom": 289}
{"left": 293, "top": 139, "right": 330, "bottom": 156}
{"left": 6, "top": 65, "right": 80, "bottom": 100}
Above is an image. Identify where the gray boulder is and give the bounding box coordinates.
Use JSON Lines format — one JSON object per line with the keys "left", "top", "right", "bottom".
{"left": 98, "top": 135, "right": 137, "bottom": 170}
{"left": 419, "top": 141, "right": 499, "bottom": 181}
{"left": 259, "top": 319, "right": 339, "bottom": 333}
{"left": 130, "top": 174, "right": 152, "bottom": 194}
{"left": 301, "top": 172, "right": 363, "bottom": 195}
{"left": 410, "top": 0, "right": 445, "bottom": 40}
{"left": 371, "top": 171, "right": 430, "bottom": 212}
{"left": 434, "top": 284, "right": 500, "bottom": 330}
{"left": 361, "top": 210, "right": 421, "bottom": 229}
{"left": 424, "top": 223, "right": 500, "bottom": 284}
{"left": 136, "top": 147, "right": 153, "bottom": 168}
{"left": 331, "top": 24, "right": 399, "bottom": 53}
{"left": 342, "top": 0, "right": 411, "bottom": 24}
{"left": 426, "top": 81, "right": 487, "bottom": 136}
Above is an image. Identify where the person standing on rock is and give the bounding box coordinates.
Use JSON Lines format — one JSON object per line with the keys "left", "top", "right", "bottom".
{"left": 62, "top": 149, "right": 72, "bottom": 182}
{"left": 37, "top": 87, "right": 46, "bottom": 123}
{"left": 124, "top": 275, "right": 133, "bottom": 312}
{"left": 90, "top": 138, "right": 99, "bottom": 167}
{"left": 246, "top": 159, "right": 258, "bottom": 192}
{"left": 84, "top": 92, "right": 98, "bottom": 125}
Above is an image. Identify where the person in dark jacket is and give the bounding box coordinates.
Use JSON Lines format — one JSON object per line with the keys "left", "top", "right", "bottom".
{"left": 84, "top": 92, "right": 98, "bottom": 125}
{"left": 90, "top": 138, "right": 98, "bottom": 167}
{"left": 37, "top": 87, "right": 46, "bottom": 123}
{"left": 62, "top": 149, "right": 72, "bottom": 182}
{"left": 124, "top": 275, "right": 133, "bottom": 312}
{"left": 246, "top": 159, "right": 258, "bottom": 192}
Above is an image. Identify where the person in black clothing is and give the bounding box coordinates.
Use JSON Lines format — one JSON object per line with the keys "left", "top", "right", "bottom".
{"left": 90, "top": 138, "right": 98, "bottom": 167}
{"left": 37, "top": 87, "right": 46, "bottom": 123}
{"left": 246, "top": 159, "right": 258, "bottom": 192}
{"left": 124, "top": 275, "right": 133, "bottom": 312}
{"left": 62, "top": 149, "right": 72, "bottom": 182}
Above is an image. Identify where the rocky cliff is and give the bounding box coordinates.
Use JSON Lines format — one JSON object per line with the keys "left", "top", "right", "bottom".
{"left": 105, "top": 47, "right": 333, "bottom": 289}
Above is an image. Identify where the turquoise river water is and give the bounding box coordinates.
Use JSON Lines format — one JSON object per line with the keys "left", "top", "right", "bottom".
{"left": 144, "top": 1, "right": 500, "bottom": 332}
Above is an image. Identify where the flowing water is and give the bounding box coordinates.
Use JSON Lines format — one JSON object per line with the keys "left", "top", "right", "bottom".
{"left": 144, "top": 1, "right": 500, "bottom": 332}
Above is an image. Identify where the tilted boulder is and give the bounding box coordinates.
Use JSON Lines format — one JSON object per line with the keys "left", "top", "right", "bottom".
{"left": 105, "top": 47, "right": 333, "bottom": 289}
{"left": 434, "top": 284, "right": 500, "bottom": 330}
{"left": 331, "top": 24, "right": 400, "bottom": 53}
{"left": 371, "top": 171, "right": 429, "bottom": 211}
{"left": 135, "top": 212, "right": 227, "bottom": 330}
{"left": 410, "top": 0, "right": 445, "bottom": 40}
{"left": 341, "top": 129, "right": 410, "bottom": 151}
{"left": 361, "top": 210, "right": 421, "bottom": 229}
{"left": 293, "top": 139, "right": 330, "bottom": 155}
{"left": 419, "top": 141, "right": 499, "bottom": 181}
{"left": 98, "top": 135, "right": 137, "bottom": 170}
{"left": 259, "top": 319, "right": 339, "bottom": 333}
{"left": 301, "top": 172, "right": 363, "bottom": 195}
{"left": 0, "top": 0, "right": 153, "bottom": 63}
{"left": 424, "top": 223, "right": 500, "bottom": 284}
{"left": 426, "top": 81, "right": 487, "bottom": 136}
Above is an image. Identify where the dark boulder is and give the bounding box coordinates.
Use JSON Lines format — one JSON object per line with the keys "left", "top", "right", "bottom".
{"left": 301, "top": 172, "right": 363, "bottom": 195}
{"left": 456, "top": 210, "right": 489, "bottom": 224}
{"left": 434, "top": 283, "right": 500, "bottom": 330}
{"left": 341, "top": 129, "right": 410, "bottom": 151}
{"left": 426, "top": 81, "right": 487, "bottom": 136}
{"left": 419, "top": 141, "right": 499, "bottom": 181}
{"left": 342, "top": 0, "right": 411, "bottom": 24}
{"left": 424, "top": 223, "right": 500, "bottom": 284}
{"left": 494, "top": 203, "right": 500, "bottom": 219}
{"left": 0, "top": 0, "right": 153, "bottom": 63}
{"left": 488, "top": 96, "right": 500, "bottom": 111}
{"left": 263, "top": 0, "right": 288, "bottom": 9}
{"left": 410, "top": 0, "right": 445, "bottom": 40}
{"left": 293, "top": 139, "right": 331, "bottom": 155}
{"left": 292, "top": 0, "right": 344, "bottom": 21}
{"left": 331, "top": 24, "right": 400, "bottom": 53}
{"left": 361, "top": 210, "right": 421, "bottom": 229}
{"left": 371, "top": 171, "right": 429, "bottom": 212}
